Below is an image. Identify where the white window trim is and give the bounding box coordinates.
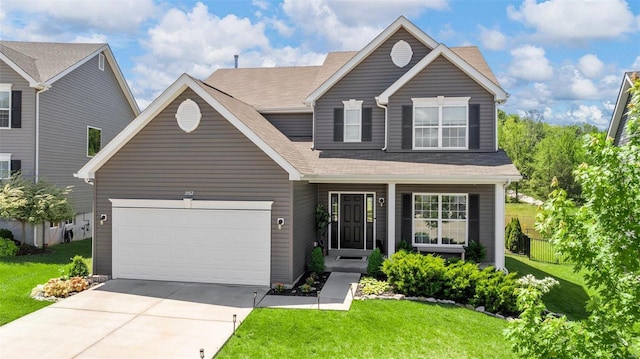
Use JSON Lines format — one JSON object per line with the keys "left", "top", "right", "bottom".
{"left": 87, "top": 126, "right": 102, "bottom": 158}
{"left": 98, "top": 53, "right": 105, "bottom": 71}
{"left": 0, "top": 153, "right": 11, "bottom": 179}
{"left": 343, "top": 99, "right": 363, "bottom": 143}
{"left": 0, "top": 84, "right": 12, "bottom": 129}
{"left": 412, "top": 193, "right": 468, "bottom": 247}
{"left": 412, "top": 96, "right": 470, "bottom": 150}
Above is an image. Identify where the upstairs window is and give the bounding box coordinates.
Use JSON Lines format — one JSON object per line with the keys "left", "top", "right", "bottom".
{"left": 87, "top": 126, "right": 102, "bottom": 157}
{"left": 412, "top": 96, "right": 470, "bottom": 150}
{"left": 343, "top": 99, "right": 363, "bottom": 142}
{"left": 0, "top": 85, "right": 11, "bottom": 128}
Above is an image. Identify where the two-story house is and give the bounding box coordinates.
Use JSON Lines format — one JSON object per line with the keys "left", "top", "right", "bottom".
{"left": 607, "top": 71, "right": 638, "bottom": 146}
{"left": 76, "top": 17, "right": 520, "bottom": 286}
{"left": 0, "top": 41, "right": 139, "bottom": 246}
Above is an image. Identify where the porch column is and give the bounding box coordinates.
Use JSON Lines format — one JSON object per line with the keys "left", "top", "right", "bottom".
{"left": 494, "top": 183, "right": 506, "bottom": 269}
{"left": 387, "top": 183, "right": 396, "bottom": 256}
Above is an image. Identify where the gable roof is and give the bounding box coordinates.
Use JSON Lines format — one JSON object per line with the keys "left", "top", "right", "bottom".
{"left": 607, "top": 71, "right": 637, "bottom": 140}
{"left": 75, "top": 74, "right": 307, "bottom": 181}
{"left": 378, "top": 44, "right": 508, "bottom": 104}
{"left": 304, "top": 16, "right": 439, "bottom": 104}
{"left": 0, "top": 41, "right": 139, "bottom": 114}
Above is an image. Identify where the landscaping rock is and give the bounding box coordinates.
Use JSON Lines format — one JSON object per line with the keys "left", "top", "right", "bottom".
{"left": 496, "top": 314, "right": 505, "bottom": 319}
{"left": 465, "top": 304, "right": 475, "bottom": 310}
{"left": 475, "top": 306, "right": 485, "bottom": 312}
{"left": 426, "top": 297, "right": 437, "bottom": 303}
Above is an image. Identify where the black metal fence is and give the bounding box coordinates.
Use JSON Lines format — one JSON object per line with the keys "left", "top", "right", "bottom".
{"left": 528, "top": 237, "right": 569, "bottom": 264}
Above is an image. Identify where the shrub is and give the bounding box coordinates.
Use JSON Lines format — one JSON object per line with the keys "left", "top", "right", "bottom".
{"left": 442, "top": 261, "right": 480, "bottom": 303}
{"left": 0, "top": 228, "right": 14, "bottom": 241}
{"left": 359, "top": 277, "right": 390, "bottom": 295}
{"left": 396, "top": 240, "right": 413, "bottom": 252}
{"left": 308, "top": 246, "right": 325, "bottom": 273}
{"left": 299, "top": 283, "right": 312, "bottom": 293}
{"left": 0, "top": 238, "right": 18, "bottom": 257}
{"left": 505, "top": 218, "right": 529, "bottom": 254}
{"left": 272, "top": 282, "right": 285, "bottom": 294}
{"left": 67, "top": 277, "right": 89, "bottom": 292}
{"left": 367, "top": 248, "right": 385, "bottom": 279}
{"left": 67, "top": 255, "right": 89, "bottom": 277}
{"left": 44, "top": 278, "right": 70, "bottom": 298}
{"left": 305, "top": 276, "right": 315, "bottom": 286}
{"left": 382, "top": 251, "right": 446, "bottom": 297}
{"left": 471, "top": 267, "right": 519, "bottom": 314}
{"left": 464, "top": 240, "right": 486, "bottom": 263}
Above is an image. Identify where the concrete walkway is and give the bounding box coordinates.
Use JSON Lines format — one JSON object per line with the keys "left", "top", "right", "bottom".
{"left": 0, "top": 280, "right": 269, "bottom": 359}
{"left": 258, "top": 272, "right": 361, "bottom": 310}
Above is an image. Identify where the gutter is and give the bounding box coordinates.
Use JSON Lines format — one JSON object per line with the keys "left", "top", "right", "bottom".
{"left": 33, "top": 83, "right": 49, "bottom": 248}
{"left": 309, "top": 100, "right": 316, "bottom": 150}
{"left": 375, "top": 97, "right": 388, "bottom": 151}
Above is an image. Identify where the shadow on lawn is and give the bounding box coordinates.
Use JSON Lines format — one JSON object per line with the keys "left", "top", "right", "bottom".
{"left": 0, "top": 239, "right": 92, "bottom": 265}
{"left": 506, "top": 256, "right": 590, "bottom": 321}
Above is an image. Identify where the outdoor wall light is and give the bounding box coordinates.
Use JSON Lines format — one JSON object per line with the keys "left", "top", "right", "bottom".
{"left": 277, "top": 218, "right": 285, "bottom": 229}
{"left": 378, "top": 197, "right": 385, "bottom": 207}
{"left": 99, "top": 214, "right": 107, "bottom": 225}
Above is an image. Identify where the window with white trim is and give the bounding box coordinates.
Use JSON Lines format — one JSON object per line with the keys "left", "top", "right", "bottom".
{"left": 87, "top": 126, "right": 102, "bottom": 157}
{"left": 413, "top": 96, "right": 469, "bottom": 149}
{"left": 0, "top": 153, "right": 10, "bottom": 179}
{"left": 343, "top": 99, "right": 363, "bottom": 142}
{"left": 98, "top": 53, "right": 105, "bottom": 71}
{"left": 413, "top": 193, "right": 467, "bottom": 246}
{"left": 0, "top": 84, "right": 11, "bottom": 128}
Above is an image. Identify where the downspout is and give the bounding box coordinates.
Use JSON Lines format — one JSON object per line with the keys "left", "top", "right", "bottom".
{"left": 309, "top": 101, "right": 316, "bottom": 150}
{"left": 33, "top": 85, "right": 49, "bottom": 247}
{"left": 375, "top": 97, "right": 388, "bottom": 151}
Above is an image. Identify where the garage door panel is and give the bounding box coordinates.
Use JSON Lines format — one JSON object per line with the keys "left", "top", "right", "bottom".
{"left": 111, "top": 201, "right": 272, "bottom": 286}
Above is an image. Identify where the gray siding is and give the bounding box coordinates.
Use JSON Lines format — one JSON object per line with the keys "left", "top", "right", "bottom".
{"left": 396, "top": 184, "right": 496, "bottom": 263}
{"left": 614, "top": 94, "right": 632, "bottom": 146}
{"left": 264, "top": 113, "right": 312, "bottom": 138}
{"left": 94, "top": 89, "right": 295, "bottom": 283}
{"left": 388, "top": 56, "right": 496, "bottom": 152}
{"left": 0, "top": 61, "right": 36, "bottom": 177}
{"left": 317, "top": 183, "right": 387, "bottom": 250}
{"left": 292, "top": 181, "right": 318, "bottom": 280}
{"left": 39, "top": 52, "right": 135, "bottom": 214}
{"left": 315, "top": 28, "right": 432, "bottom": 149}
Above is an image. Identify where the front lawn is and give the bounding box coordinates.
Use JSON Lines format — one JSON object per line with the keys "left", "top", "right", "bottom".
{"left": 216, "top": 300, "right": 514, "bottom": 358}
{"left": 0, "top": 239, "right": 92, "bottom": 325}
{"left": 506, "top": 254, "right": 593, "bottom": 321}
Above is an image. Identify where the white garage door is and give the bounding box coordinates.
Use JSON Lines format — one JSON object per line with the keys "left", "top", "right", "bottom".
{"left": 110, "top": 199, "right": 272, "bottom": 286}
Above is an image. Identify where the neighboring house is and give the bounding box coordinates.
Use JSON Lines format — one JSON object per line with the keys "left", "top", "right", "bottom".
{"left": 607, "top": 71, "right": 638, "bottom": 146}
{"left": 0, "top": 41, "right": 139, "bottom": 246}
{"left": 76, "top": 17, "right": 521, "bottom": 286}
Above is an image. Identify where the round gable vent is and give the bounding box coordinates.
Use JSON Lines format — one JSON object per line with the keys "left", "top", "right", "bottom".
{"left": 175, "top": 99, "right": 202, "bottom": 133}
{"left": 390, "top": 40, "right": 413, "bottom": 68}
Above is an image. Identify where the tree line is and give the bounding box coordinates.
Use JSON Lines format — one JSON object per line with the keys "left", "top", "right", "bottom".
{"left": 498, "top": 110, "right": 600, "bottom": 201}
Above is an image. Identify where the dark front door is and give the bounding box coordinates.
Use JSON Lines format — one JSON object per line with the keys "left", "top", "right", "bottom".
{"left": 340, "top": 194, "right": 364, "bottom": 249}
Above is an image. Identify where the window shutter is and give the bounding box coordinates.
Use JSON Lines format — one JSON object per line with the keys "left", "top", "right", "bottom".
{"left": 11, "top": 90, "right": 22, "bottom": 128}
{"left": 401, "top": 193, "right": 413, "bottom": 246}
{"left": 362, "top": 107, "right": 372, "bottom": 142}
{"left": 402, "top": 105, "right": 412, "bottom": 149}
{"left": 10, "top": 160, "right": 21, "bottom": 175}
{"left": 333, "top": 108, "right": 344, "bottom": 142}
{"left": 468, "top": 194, "right": 480, "bottom": 243}
{"left": 469, "top": 104, "right": 480, "bottom": 149}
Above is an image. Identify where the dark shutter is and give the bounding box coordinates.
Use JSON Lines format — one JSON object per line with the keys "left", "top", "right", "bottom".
{"left": 469, "top": 104, "right": 480, "bottom": 149}
{"left": 333, "top": 108, "right": 344, "bottom": 142}
{"left": 402, "top": 105, "right": 412, "bottom": 149}
{"left": 401, "top": 193, "right": 413, "bottom": 246}
{"left": 10, "top": 90, "right": 21, "bottom": 128}
{"left": 362, "top": 107, "right": 372, "bottom": 142}
{"left": 468, "top": 194, "right": 480, "bottom": 243}
{"left": 10, "top": 160, "right": 21, "bottom": 175}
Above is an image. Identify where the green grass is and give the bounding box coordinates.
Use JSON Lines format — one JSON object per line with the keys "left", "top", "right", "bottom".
{"left": 505, "top": 203, "right": 541, "bottom": 238}
{"left": 0, "top": 239, "right": 92, "bottom": 325}
{"left": 216, "top": 300, "right": 515, "bottom": 358}
{"left": 506, "top": 254, "right": 593, "bottom": 321}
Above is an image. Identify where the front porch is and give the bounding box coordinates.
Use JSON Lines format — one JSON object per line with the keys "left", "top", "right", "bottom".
{"left": 324, "top": 249, "right": 371, "bottom": 274}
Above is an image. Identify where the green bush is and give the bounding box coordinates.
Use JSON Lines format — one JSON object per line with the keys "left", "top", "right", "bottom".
{"left": 382, "top": 251, "right": 446, "bottom": 297}
{"left": 396, "top": 240, "right": 413, "bottom": 252}
{"left": 471, "top": 267, "right": 519, "bottom": 314}
{"left": 0, "top": 238, "right": 18, "bottom": 257}
{"left": 367, "top": 248, "right": 384, "bottom": 279}
{"left": 505, "top": 218, "right": 529, "bottom": 254}
{"left": 464, "top": 240, "right": 486, "bottom": 263}
{"left": 308, "top": 247, "right": 325, "bottom": 273}
{"left": 442, "top": 260, "right": 480, "bottom": 303}
{"left": 359, "top": 277, "right": 390, "bottom": 295}
{"left": 0, "top": 228, "right": 14, "bottom": 241}
{"left": 67, "top": 255, "right": 89, "bottom": 277}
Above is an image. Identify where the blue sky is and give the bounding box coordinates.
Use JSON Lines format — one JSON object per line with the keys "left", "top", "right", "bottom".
{"left": 1, "top": 0, "right": 639, "bottom": 128}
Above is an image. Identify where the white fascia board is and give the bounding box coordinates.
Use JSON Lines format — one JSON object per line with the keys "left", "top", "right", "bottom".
{"left": 47, "top": 45, "right": 140, "bottom": 116}
{"left": 304, "top": 16, "right": 438, "bottom": 104}
{"left": 257, "top": 107, "right": 313, "bottom": 114}
{"left": 110, "top": 198, "right": 273, "bottom": 211}
{"left": 0, "top": 52, "right": 42, "bottom": 88}
{"left": 305, "top": 174, "right": 522, "bottom": 184}
{"left": 378, "top": 45, "right": 508, "bottom": 104}
{"left": 607, "top": 74, "right": 633, "bottom": 139}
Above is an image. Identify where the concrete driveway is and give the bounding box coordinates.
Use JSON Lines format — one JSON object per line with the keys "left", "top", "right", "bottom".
{"left": 0, "top": 279, "right": 269, "bottom": 358}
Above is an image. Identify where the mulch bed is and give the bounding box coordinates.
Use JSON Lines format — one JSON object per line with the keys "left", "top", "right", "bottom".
{"left": 267, "top": 271, "right": 330, "bottom": 297}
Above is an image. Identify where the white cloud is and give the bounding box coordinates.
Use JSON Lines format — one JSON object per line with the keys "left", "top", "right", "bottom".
{"left": 631, "top": 55, "right": 640, "bottom": 70}
{"left": 571, "top": 77, "right": 599, "bottom": 99}
{"left": 478, "top": 26, "right": 506, "bottom": 51}
{"left": 507, "top": 0, "right": 639, "bottom": 43}
{"left": 508, "top": 45, "right": 553, "bottom": 81}
{"left": 252, "top": 0, "right": 270, "bottom": 10}
{"left": 577, "top": 54, "right": 604, "bottom": 79}
{"left": 72, "top": 33, "right": 108, "bottom": 44}
{"left": 566, "top": 104, "right": 606, "bottom": 125}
